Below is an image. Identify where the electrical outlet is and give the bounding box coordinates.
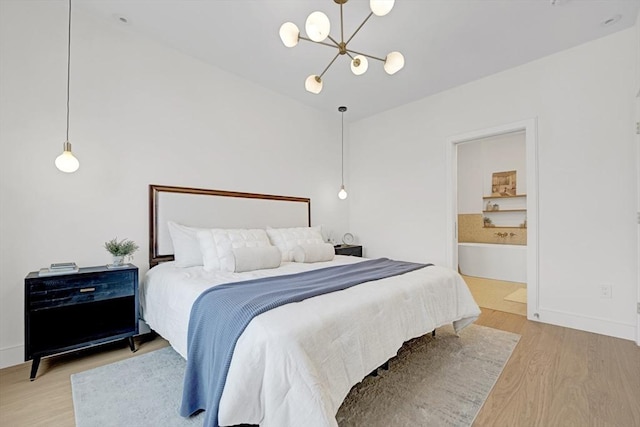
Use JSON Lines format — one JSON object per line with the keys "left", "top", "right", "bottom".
{"left": 599, "top": 285, "right": 612, "bottom": 299}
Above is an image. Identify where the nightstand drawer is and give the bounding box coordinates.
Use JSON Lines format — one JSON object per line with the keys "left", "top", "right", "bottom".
{"left": 28, "top": 271, "right": 135, "bottom": 310}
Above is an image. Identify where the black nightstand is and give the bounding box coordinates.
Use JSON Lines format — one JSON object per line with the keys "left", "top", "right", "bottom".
{"left": 334, "top": 244, "right": 363, "bottom": 257}
{"left": 24, "top": 264, "right": 139, "bottom": 380}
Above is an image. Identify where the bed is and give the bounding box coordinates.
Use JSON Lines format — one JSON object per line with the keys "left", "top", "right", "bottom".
{"left": 141, "top": 185, "right": 481, "bottom": 427}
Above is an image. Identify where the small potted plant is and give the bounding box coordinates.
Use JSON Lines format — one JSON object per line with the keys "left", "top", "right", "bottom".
{"left": 483, "top": 217, "right": 492, "bottom": 227}
{"left": 104, "top": 237, "right": 139, "bottom": 267}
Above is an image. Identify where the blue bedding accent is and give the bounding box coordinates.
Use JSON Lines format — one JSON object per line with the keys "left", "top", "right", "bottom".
{"left": 179, "top": 258, "right": 430, "bottom": 427}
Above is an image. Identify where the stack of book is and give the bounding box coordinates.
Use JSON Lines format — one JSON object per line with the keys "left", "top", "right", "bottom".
{"left": 38, "top": 262, "right": 79, "bottom": 277}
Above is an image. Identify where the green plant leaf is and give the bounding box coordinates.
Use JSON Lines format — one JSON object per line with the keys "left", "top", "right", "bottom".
{"left": 104, "top": 237, "right": 139, "bottom": 258}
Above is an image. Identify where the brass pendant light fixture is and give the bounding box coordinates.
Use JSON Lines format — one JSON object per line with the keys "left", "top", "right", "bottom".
{"left": 279, "top": 0, "right": 405, "bottom": 94}
{"left": 55, "top": 0, "right": 80, "bottom": 173}
{"left": 337, "top": 106, "right": 348, "bottom": 200}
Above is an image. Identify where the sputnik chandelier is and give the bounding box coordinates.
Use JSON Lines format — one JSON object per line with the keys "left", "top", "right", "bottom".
{"left": 279, "top": 0, "right": 404, "bottom": 94}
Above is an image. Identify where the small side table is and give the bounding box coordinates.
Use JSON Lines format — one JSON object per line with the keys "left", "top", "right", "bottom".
{"left": 334, "top": 244, "right": 363, "bottom": 257}
{"left": 24, "top": 264, "right": 139, "bottom": 380}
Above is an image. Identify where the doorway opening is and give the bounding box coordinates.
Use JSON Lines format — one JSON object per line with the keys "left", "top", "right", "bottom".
{"left": 458, "top": 131, "right": 526, "bottom": 315}
{"left": 446, "top": 119, "right": 538, "bottom": 320}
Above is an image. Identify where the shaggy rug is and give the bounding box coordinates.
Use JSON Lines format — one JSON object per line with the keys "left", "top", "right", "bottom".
{"left": 71, "top": 324, "right": 519, "bottom": 427}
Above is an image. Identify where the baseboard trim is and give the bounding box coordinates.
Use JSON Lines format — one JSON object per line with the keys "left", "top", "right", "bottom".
{"left": 0, "top": 344, "right": 24, "bottom": 370}
{"left": 0, "top": 320, "right": 152, "bottom": 370}
{"left": 536, "top": 308, "right": 636, "bottom": 341}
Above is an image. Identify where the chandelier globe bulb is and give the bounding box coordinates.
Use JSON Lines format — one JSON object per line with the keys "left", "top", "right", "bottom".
{"left": 384, "top": 51, "right": 405, "bottom": 75}
{"left": 350, "top": 55, "right": 369, "bottom": 75}
{"left": 305, "top": 11, "right": 330, "bottom": 42}
{"left": 370, "top": 0, "right": 395, "bottom": 17}
{"left": 305, "top": 75, "right": 323, "bottom": 94}
{"left": 279, "top": 22, "right": 299, "bottom": 47}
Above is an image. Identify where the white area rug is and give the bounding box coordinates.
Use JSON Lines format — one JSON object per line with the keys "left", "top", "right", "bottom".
{"left": 72, "top": 324, "right": 519, "bottom": 427}
{"left": 504, "top": 288, "right": 527, "bottom": 303}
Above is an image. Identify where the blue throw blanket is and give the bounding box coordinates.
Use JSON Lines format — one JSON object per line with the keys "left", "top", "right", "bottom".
{"left": 179, "top": 258, "right": 430, "bottom": 427}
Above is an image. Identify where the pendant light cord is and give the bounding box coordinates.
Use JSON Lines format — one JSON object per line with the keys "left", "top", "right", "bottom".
{"left": 341, "top": 110, "right": 344, "bottom": 185}
{"left": 65, "top": 0, "right": 71, "bottom": 142}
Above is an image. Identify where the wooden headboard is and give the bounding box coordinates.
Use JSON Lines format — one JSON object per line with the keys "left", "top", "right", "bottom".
{"left": 149, "top": 185, "right": 311, "bottom": 268}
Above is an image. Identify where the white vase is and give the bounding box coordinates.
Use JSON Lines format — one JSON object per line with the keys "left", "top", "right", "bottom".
{"left": 112, "top": 255, "right": 124, "bottom": 266}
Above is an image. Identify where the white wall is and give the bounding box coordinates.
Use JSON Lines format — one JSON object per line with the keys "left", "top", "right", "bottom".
{"left": 457, "top": 132, "right": 526, "bottom": 214}
{"left": 0, "top": 1, "right": 349, "bottom": 367}
{"left": 456, "top": 141, "right": 483, "bottom": 214}
{"left": 350, "top": 29, "right": 638, "bottom": 340}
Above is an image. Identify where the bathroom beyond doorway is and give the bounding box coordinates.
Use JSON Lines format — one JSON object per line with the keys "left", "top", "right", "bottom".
{"left": 463, "top": 274, "right": 527, "bottom": 317}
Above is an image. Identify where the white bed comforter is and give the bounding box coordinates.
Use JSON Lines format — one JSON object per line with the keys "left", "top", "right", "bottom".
{"left": 141, "top": 256, "right": 481, "bottom": 427}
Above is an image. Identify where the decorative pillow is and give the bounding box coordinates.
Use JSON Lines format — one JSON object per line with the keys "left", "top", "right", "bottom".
{"left": 197, "top": 228, "right": 272, "bottom": 272}
{"left": 266, "top": 226, "right": 325, "bottom": 262}
{"left": 167, "top": 221, "right": 205, "bottom": 267}
{"left": 232, "top": 246, "right": 282, "bottom": 273}
{"left": 292, "top": 243, "right": 335, "bottom": 263}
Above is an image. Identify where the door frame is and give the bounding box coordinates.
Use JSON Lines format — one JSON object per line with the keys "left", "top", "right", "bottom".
{"left": 446, "top": 118, "right": 539, "bottom": 320}
{"left": 635, "top": 88, "right": 640, "bottom": 346}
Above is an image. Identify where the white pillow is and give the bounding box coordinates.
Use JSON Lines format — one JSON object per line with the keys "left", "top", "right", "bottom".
{"left": 198, "top": 228, "right": 272, "bottom": 272}
{"left": 292, "top": 243, "right": 335, "bottom": 263}
{"left": 233, "top": 246, "right": 282, "bottom": 273}
{"left": 266, "top": 226, "right": 325, "bottom": 262}
{"left": 167, "top": 221, "right": 204, "bottom": 267}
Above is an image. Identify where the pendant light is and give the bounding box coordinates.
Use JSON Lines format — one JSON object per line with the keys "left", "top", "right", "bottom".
{"left": 337, "top": 106, "right": 348, "bottom": 200}
{"left": 55, "top": 0, "right": 79, "bottom": 173}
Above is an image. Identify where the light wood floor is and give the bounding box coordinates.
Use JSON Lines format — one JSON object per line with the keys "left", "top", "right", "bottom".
{"left": 463, "top": 274, "right": 528, "bottom": 317}
{"left": 0, "top": 335, "right": 169, "bottom": 427}
{"left": 1, "top": 312, "right": 639, "bottom": 427}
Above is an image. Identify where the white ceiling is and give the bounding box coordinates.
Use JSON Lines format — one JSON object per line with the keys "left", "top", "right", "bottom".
{"left": 76, "top": 0, "right": 639, "bottom": 121}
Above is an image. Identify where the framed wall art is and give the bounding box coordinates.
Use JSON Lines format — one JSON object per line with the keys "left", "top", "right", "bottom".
{"left": 491, "top": 170, "right": 517, "bottom": 196}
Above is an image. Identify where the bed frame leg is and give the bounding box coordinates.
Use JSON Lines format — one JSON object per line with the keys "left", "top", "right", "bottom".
{"left": 432, "top": 329, "right": 436, "bottom": 337}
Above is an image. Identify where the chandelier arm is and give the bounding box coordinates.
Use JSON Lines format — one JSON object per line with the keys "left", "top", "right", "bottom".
{"left": 319, "top": 52, "right": 341, "bottom": 78}
{"left": 345, "top": 12, "right": 373, "bottom": 46}
{"left": 345, "top": 49, "right": 385, "bottom": 62}
{"left": 299, "top": 36, "right": 339, "bottom": 49}
{"left": 326, "top": 35, "right": 341, "bottom": 48}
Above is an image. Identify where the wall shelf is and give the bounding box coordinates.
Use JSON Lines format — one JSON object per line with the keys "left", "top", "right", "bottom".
{"left": 483, "top": 194, "right": 526, "bottom": 228}
{"left": 483, "top": 209, "right": 527, "bottom": 213}
{"left": 483, "top": 226, "right": 527, "bottom": 229}
{"left": 482, "top": 194, "right": 526, "bottom": 199}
